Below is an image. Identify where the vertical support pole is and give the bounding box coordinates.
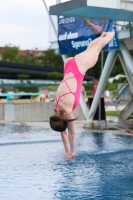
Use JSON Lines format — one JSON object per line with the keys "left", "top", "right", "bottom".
{"left": 119, "top": 41, "right": 133, "bottom": 74}
{"left": 88, "top": 49, "right": 117, "bottom": 121}
{"left": 79, "top": 92, "right": 89, "bottom": 120}
{"left": 42, "top": 0, "right": 68, "bottom": 62}
{"left": 42, "top": 0, "right": 57, "bottom": 36}
{"left": 101, "top": 51, "right": 104, "bottom": 72}
{"left": 56, "top": 0, "right": 68, "bottom": 62}
{"left": 98, "top": 51, "right": 104, "bottom": 127}
{"left": 118, "top": 52, "right": 133, "bottom": 94}
{"left": 55, "top": 0, "right": 68, "bottom": 62}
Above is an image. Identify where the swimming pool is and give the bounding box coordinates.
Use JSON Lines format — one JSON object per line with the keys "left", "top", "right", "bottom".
{"left": 0, "top": 123, "right": 133, "bottom": 200}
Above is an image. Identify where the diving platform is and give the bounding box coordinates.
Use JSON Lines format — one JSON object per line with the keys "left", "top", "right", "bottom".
{"left": 50, "top": 0, "right": 133, "bottom": 22}
{"left": 50, "top": 0, "right": 133, "bottom": 51}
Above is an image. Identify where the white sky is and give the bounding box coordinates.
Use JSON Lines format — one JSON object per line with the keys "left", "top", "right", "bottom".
{"left": 0, "top": 0, "right": 67, "bottom": 50}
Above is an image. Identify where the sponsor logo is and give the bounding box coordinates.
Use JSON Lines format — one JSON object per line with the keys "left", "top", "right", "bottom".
{"left": 71, "top": 38, "right": 92, "bottom": 49}
{"left": 59, "top": 17, "right": 75, "bottom": 25}
{"left": 58, "top": 32, "right": 78, "bottom": 41}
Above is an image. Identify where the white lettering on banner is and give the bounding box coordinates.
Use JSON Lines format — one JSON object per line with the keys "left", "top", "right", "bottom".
{"left": 67, "top": 32, "right": 78, "bottom": 39}
{"left": 59, "top": 17, "right": 75, "bottom": 25}
{"left": 109, "top": 39, "right": 114, "bottom": 48}
{"left": 58, "top": 32, "right": 78, "bottom": 41}
{"left": 71, "top": 38, "right": 92, "bottom": 49}
{"left": 58, "top": 32, "right": 67, "bottom": 41}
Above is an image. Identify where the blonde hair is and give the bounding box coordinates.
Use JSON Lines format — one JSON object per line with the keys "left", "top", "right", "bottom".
{"left": 49, "top": 114, "right": 78, "bottom": 132}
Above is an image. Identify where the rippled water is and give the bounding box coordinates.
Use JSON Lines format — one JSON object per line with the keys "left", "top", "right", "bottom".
{"left": 0, "top": 124, "right": 133, "bottom": 200}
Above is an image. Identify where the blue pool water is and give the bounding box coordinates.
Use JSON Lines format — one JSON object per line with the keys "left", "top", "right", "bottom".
{"left": 0, "top": 123, "right": 133, "bottom": 200}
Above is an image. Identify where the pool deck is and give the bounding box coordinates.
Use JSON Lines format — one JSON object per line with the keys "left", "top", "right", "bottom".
{"left": 0, "top": 115, "right": 133, "bottom": 136}
{"left": 0, "top": 104, "right": 133, "bottom": 135}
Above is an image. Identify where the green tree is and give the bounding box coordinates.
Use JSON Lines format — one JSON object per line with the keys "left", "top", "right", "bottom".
{"left": 18, "top": 54, "right": 40, "bottom": 66}
{"left": 2, "top": 44, "right": 133, "bottom": 81}
{"left": 17, "top": 86, "right": 38, "bottom": 93}
{"left": 40, "top": 49, "right": 64, "bottom": 68}
{"left": 18, "top": 74, "right": 30, "bottom": 80}
{"left": 105, "top": 82, "right": 117, "bottom": 91}
{"left": 1, "top": 45, "right": 41, "bottom": 66}
{"left": 2, "top": 45, "right": 19, "bottom": 62}
{"left": 48, "top": 72, "right": 62, "bottom": 80}
{"left": 47, "top": 85, "right": 58, "bottom": 91}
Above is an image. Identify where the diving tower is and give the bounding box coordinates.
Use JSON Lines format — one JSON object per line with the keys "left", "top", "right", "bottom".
{"left": 50, "top": 0, "right": 133, "bottom": 22}
{"left": 49, "top": 0, "right": 133, "bottom": 123}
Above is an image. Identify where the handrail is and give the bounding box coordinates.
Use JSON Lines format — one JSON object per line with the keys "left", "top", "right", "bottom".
{"left": 0, "top": 92, "right": 44, "bottom": 97}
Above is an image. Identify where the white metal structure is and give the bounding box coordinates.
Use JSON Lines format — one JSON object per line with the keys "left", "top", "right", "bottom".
{"left": 49, "top": 0, "right": 133, "bottom": 123}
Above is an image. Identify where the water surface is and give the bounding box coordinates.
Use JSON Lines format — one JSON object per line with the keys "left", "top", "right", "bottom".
{"left": 0, "top": 124, "right": 133, "bottom": 200}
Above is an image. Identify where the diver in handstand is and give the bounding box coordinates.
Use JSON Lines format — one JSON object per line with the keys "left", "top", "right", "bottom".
{"left": 50, "top": 31, "right": 115, "bottom": 161}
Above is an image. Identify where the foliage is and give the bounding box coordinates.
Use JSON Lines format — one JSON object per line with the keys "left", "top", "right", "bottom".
{"left": 1, "top": 45, "right": 41, "bottom": 66}
{"left": 83, "top": 81, "right": 117, "bottom": 92}
{"left": 39, "top": 49, "right": 64, "bottom": 68}
{"left": 17, "top": 87, "right": 38, "bottom": 93}
{"left": 104, "top": 82, "right": 117, "bottom": 91}
{"left": 18, "top": 55, "right": 40, "bottom": 66}
{"left": 2, "top": 45, "right": 20, "bottom": 62}
{"left": 84, "top": 83, "right": 93, "bottom": 91}
{"left": 106, "top": 111, "right": 118, "bottom": 116}
{"left": 48, "top": 72, "right": 62, "bottom": 80}
{"left": 110, "top": 58, "right": 125, "bottom": 77}
{"left": 1, "top": 46, "right": 64, "bottom": 69}
{"left": 1, "top": 44, "right": 133, "bottom": 82}
{"left": 130, "top": 49, "right": 133, "bottom": 57}
{"left": 47, "top": 85, "right": 58, "bottom": 91}
{"left": 18, "top": 74, "right": 30, "bottom": 80}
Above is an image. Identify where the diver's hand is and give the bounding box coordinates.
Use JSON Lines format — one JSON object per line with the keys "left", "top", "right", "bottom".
{"left": 65, "top": 153, "right": 71, "bottom": 161}
{"left": 70, "top": 153, "right": 78, "bottom": 159}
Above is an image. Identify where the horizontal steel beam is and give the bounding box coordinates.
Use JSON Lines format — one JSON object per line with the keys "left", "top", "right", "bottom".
{"left": 49, "top": 0, "right": 133, "bottom": 22}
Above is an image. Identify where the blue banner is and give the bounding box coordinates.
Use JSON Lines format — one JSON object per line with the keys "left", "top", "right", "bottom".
{"left": 58, "top": 16, "right": 119, "bottom": 55}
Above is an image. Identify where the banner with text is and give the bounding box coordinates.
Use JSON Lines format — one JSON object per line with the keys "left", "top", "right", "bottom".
{"left": 58, "top": 16, "right": 119, "bottom": 55}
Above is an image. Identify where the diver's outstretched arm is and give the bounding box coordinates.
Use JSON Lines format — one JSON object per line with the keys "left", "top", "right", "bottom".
{"left": 60, "top": 131, "right": 71, "bottom": 161}
{"left": 67, "top": 119, "right": 77, "bottom": 159}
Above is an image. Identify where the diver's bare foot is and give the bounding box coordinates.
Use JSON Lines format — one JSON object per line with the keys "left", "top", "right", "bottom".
{"left": 107, "top": 31, "right": 115, "bottom": 39}
{"left": 101, "top": 32, "right": 107, "bottom": 37}
{"left": 102, "top": 31, "right": 115, "bottom": 39}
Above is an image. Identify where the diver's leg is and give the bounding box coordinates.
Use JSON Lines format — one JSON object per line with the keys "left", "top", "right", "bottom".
{"left": 88, "top": 31, "right": 115, "bottom": 51}
{"left": 75, "top": 31, "right": 115, "bottom": 74}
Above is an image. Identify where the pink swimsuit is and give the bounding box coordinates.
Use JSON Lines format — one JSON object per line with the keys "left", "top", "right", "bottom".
{"left": 55, "top": 57, "right": 84, "bottom": 110}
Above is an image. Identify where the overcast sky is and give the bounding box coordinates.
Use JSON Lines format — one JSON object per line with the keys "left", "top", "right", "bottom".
{"left": 0, "top": 0, "right": 64, "bottom": 50}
